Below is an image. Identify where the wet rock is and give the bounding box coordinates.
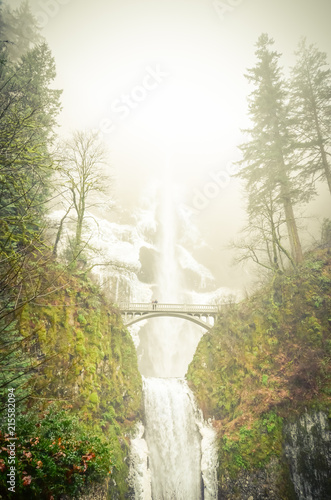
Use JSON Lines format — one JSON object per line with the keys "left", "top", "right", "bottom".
{"left": 218, "top": 411, "right": 331, "bottom": 500}
{"left": 218, "top": 457, "right": 285, "bottom": 499}
{"left": 283, "top": 411, "right": 331, "bottom": 500}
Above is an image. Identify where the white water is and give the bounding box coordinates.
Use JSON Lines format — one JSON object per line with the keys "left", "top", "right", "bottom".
{"left": 130, "top": 173, "right": 218, "bottom": 500}
{"left": 144, "top": 378, "right": 203, "bottom": 500}
{"left": 130, "top": 378, "right": 218, "bottom": 500}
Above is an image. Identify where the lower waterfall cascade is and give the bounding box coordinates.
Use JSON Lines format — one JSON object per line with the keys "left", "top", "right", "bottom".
{"left": 129, "top": 378, "right": 218, "bottom": 500}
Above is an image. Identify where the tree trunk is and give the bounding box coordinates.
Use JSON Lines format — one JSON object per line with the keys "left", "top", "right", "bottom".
{"left": 274, "top": 120, "right": 303, "bottom": 265}
{"left": 317, "top": 137, "right": 331, "bottom": 195}
{"left": 73, "top": 193, "right": 85, "bottom": 259}
{"left": 53, "top": 206, "right": 71, "bottom": 256}
{"left": 281, "top": 186, "right": 303, "bottom": 264}
{"left": 268, "top": 211, "right": 280, "bottom": 272}
{"left": 74, "top": 214, "right": 83, "bottom": 257}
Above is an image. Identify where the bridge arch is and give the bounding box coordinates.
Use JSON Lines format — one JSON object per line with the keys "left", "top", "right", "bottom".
{"left": 124, "top": 311, "right": 213, "bottom": 331}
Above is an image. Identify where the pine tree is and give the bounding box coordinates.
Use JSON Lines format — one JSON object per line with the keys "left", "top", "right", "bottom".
{"left": 1, "top": 1, "right": 41, "bottom": 62}
{"left": 237, "top": 34, "right": 303, "bottom": 266}
{"left": 290, "top": 38, "right": 331, "bottom": 196}
{"left": 0, "top": 4, "right": 62, "bottom": 404}
{"left": 0, "top": 42, "right": 62, "bottom": 257}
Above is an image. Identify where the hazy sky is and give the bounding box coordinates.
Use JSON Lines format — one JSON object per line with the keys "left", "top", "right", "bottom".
{"left": 8, "top": 0, "right": 331, "bottom": 288}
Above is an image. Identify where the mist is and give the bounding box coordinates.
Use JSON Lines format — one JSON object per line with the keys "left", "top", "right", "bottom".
{"left": 5, "top": 0, "right": 331, "bottom": 291}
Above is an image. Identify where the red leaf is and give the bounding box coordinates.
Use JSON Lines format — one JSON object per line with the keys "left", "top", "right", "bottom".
{"left": 22, "top": 475, "right": 32, "bottom": 486}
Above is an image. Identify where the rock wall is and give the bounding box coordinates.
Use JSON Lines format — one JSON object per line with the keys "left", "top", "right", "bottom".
{"left": 217, "top": 410, "right": 331, "bottom": 500}
{"left": 284, "top": 411, "right": 331, "bottom": 500}
{"left": 19, "top": 272, "right": 143, "bottom": 499}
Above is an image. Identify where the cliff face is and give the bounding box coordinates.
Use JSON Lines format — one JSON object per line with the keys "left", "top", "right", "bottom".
{"left": 16, "top": 271, "right": 142, "bottom": 499}
{"left": 283, "top": 411, "right": 331, "bottom": 500}
{"left": 187, "top": 248, "right": 331, "bottom": 499}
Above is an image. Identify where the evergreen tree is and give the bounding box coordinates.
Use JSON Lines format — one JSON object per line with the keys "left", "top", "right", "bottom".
{"left": 290, "top": 38, "right": 331, "bottom": 196}
{"left": 1, "top": 1, "right": 41, "bottom": 62}
{"left": 238, "top": 34, "right": 303, "bottom": 266}
{"left": 0, "top": 42, "right": 62, "bottom": 258}
{"left": 0, "top": 4, "right": 61, "bottom": 404}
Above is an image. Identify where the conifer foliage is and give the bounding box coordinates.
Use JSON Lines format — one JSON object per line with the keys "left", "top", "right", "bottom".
{"left": 0, "top": 3, "right": 61, "bottom": 404}
{"left": 236, "top": 34, "right": 331, "bottom": 273}
{"left": 238, "top": 34, "right": 303, "bottom": 269}
{"left": 290, "top": 38, "right": 331, "bottom": 196}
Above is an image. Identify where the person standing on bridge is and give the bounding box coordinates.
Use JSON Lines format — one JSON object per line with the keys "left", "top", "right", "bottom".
{"left": 152, "top": 299, "right": 158, "bottom": 310}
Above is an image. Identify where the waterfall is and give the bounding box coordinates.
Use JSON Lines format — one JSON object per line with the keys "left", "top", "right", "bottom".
{"left": 129, "top": 172, "right": 218, "bottom": 499}
{"left": 130, "top": 378, "right": 218, "bottom": 500}
{"left": 144, "top": 378, "right": 203, "bottom": 500}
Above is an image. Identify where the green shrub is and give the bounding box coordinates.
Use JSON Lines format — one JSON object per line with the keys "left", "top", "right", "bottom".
{"left": 0, "top": 404, "right": 114, "bottom": 499}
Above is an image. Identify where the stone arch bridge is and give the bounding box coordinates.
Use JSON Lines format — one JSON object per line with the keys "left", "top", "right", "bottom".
{"left": 120, "top": 303, "right": 220, "bottom": 331}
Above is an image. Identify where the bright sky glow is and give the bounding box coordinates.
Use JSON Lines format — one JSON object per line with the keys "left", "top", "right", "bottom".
{"left": 17, "top": 0, "right": 331, "bottom": 186}
{"left": 6, "top": 0, "right": 331, "bottom": 286}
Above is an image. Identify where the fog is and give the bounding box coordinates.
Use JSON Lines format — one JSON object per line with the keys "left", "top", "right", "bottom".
{"left": 8, "top": 0, "right": 331, "bottom": 290}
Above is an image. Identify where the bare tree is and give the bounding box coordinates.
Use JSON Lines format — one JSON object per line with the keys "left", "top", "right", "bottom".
{"left": 232, "top": 192, "right": 296, "bottom": 276}
{"left": 55, "top": 130, "right": 112, "bottom": 267}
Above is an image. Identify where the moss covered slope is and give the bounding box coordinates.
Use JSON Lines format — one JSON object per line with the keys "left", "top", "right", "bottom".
{"left": 15, "top": 270, "right": 142, "bottom": 498}
{"left": 187, "top": 248, "right": 331, "bottom": 489}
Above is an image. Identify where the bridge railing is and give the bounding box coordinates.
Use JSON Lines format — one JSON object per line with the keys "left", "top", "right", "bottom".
{"left": 119, "top": 303, "right": 220, "bottom": 314}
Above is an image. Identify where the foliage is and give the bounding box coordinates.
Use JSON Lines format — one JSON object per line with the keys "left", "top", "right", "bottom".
{"left": 8, "top": 270, "right": 143, "bottom": 498}
{"left": 220, "top": 412, "right": 283, "bottom": 476}
{"left": 0, "top": 4, "right": 62, "bottom": 408}
{"left": 0, "top": 267, "right": 142, "bottom": 498}
{"left": 1, "top": 1, "right": 42, "bottom": 62}
{"left": 235, "top": 34, "right": 331, "bottom": 278}
{"left": 0, "top": 43, "right": 61, "bottom": 247}
{"left": 290, "top": 38, "right": 331, "bottom": 195}
{"left": 0, "top": 403, "right": 114, "bottom": 499}
{"left": 236, "top": 34, "right": 304, "bottom": 269}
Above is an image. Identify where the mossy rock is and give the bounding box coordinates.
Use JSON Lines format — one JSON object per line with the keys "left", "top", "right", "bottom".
{"left": 89, "top": 392, "right": 99, "bottom": 405}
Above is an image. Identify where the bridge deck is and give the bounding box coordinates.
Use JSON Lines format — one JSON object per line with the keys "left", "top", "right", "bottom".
{"left": 120, "top": 303, "right": 219, "bottom": 315}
